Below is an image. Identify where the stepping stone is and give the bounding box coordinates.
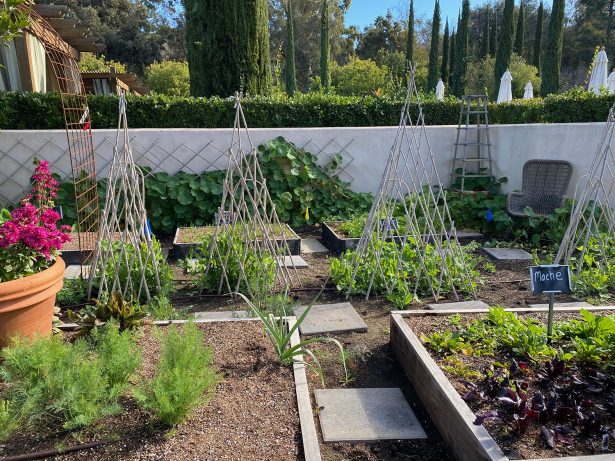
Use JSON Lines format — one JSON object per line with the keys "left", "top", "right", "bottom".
{"left": 64, "top": 265, "right": 90, "bottom": 279}
{"left": 427, "top": 300, "right": 490, "bottom": 311}
{"left": 315, "top": 388, "right": 427, "bottom": 443}
{"left": 483, "top": 247, "right": 533, "bottom": 261}
{"left": 278, "top": 255, "right": 309, "bottom": 268}
{"left": 527, "top": 301, "right": 593, "bottom": 309}
{"left": 456, "top": 231, "right": 484, "bottom": 240}
{"left": 193, "top": 310, "right": 251, "bottom": 320}
{"left": 301, "top": 238, "right": 328, "bottom": 254}
{"left": 293, "top": 302, "right": 367, "bottom": 335}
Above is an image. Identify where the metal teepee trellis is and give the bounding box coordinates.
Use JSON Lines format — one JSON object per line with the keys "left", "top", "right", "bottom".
{"left": 204, "top": 94, "right": 299, "bottom": 297}
{"left": 346, "top": 67, "right": 477, "bottom": 302}
{"left": 555, "top": 102, "right": 615, "bottom": 281}
{"left": 88, "top": 93, "right": 161, "bottom": 301}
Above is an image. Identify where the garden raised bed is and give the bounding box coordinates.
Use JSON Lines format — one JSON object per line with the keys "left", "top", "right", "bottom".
{"left": 172, "top": 224, "right": 301, "bottom": 259}
{"left": 322, "top": 221, "right": 484, "bottom": 254}
{"left": 390, "top": 306, "right": 615, "bottom": 461}
{"left": 60, "top": 232, "right": 122, "bottom": 265}
{"left": 0, "top": 318, "right": 321, "bottom": 461}
{"left": 322, "top": 221, "right": 361, "bottom": 253}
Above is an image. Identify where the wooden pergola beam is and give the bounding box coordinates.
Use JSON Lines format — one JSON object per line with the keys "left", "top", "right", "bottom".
{"left": 66, "top": 39, "right": 105, "bottom": 52}
{"left": 32, "top": 4, "right": 69, "bottom": 19}
{"left": 46, "top": 18, "right": 79, "bottom": 30}
{"left": 58, "top": 28, "right": 89, "bottom": 39}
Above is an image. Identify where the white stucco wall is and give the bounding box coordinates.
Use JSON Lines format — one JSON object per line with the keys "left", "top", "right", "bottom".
{"left": 0, "top": 122, "right": 607, "bottom": 205}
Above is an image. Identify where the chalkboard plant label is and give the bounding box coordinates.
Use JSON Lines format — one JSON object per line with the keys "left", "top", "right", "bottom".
{"left": 529, "top": 265, "right": 572, "bottom": 294}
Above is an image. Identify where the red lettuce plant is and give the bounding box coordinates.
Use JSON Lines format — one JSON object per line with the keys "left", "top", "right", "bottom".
{"left": 0, "top": 160, "right": 71, "bottom": 282}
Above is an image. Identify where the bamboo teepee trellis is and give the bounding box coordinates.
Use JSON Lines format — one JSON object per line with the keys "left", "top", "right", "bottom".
{"left": 204, "top": 94, "right": 299, "bottom": 296}
{"left": 555, "top": 102, "right": 615, "bottom": 281}
{"left": 346, "top": 68, "right": 476, "bottom": 302}
{"left": 88, "top": 93, "right": 161, "bottom": 301}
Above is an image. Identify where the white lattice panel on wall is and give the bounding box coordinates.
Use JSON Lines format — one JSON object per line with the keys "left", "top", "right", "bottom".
{"left": 1, "top": 123, "right": 611, "bottom": 207}
{"left": 0, "top": 129, "right": 358, "bottom": 206}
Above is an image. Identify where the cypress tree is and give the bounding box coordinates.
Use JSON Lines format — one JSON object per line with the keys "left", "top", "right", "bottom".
{"left": 441, "top": 20, "right": 450, "bottom": 84}
{"left": 481, "top": 7, "right": 490, "bottom": 58}
{"left": 514, "top": 1, "right": 525, "bottom": 56}
{"left": 541, "top": 0, "right": 565, "bottom": 96}
{"left": 320, "top": 0, "right": 330, "bottom": 90}
{"left": 185, "top": 0, "right": 271, "bottom": 97}
{"left": 448, "top": 31, "right": 456, "bottom": 87}
{"left": 406, "top": 0, "right": 415, "bottom": 66}
{"left": 284, "top": 0, "right": 296, "bottom": 96}
{"left": 427, "top": 0, "right": 441, "bottom": 92}
{"left": 451, "top": 0, "right": 470, "bottom": 97}
{"left": 489, "top": 10, "right": 497, "bottom": 57}
{"left": 185, "top": 0, "right": 205, "bottom": 96}
{"left": 493, "top": 0, "right": 515, "bottom": 98}
{"left": 532, "top": 1, "right": 544, "bottom": 71}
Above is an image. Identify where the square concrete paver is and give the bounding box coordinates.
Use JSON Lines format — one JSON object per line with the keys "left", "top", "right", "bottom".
{"left": 427, "top": 300, "right": 490, "bottom": 311}
{"left": 527, "top": 301, "right": 593, "bottom": 309}
{"left": 483, "top": 247, "right": 533, "bottom": 261}
{"left": 456, "top": 231, "right": 484, "bottom": 239}
{"left": 64, "top": 265, "right": 89, "bottom": 279}
{"left": 315, "top": 388, "right": 427, "bottom": 442}
{"left": 193, "top": 310, "right": 251, "bottom": 320}
{"left": 301, "top": 238, "right": 328, "bottom": 253}
{"left": 293, "top": 302, "right": 367, "bottom": 335}
{"left": 278, "top": 255, "right": 309, "bottom": 268}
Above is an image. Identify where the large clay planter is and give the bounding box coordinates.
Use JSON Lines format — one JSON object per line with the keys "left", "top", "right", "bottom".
{"left": 0, "top": 257, "right": 65, "bottom": 348}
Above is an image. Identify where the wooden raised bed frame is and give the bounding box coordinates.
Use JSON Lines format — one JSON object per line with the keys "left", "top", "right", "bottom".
{"left": 322, "top": 221, "right": 485, "bottom": 254}
{"left": 321, "top": 221, "right": 360, "bottom": 253}
{"left": 172, "top": 225, "right": 301, "bottom": 259}
{"left": 390, "top": 306, "right": 615, "bottom": 461}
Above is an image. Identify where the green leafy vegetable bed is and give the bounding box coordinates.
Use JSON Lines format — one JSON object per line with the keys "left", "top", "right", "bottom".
{"left": 409, "top": 308, "right": 615, "bottom": 459}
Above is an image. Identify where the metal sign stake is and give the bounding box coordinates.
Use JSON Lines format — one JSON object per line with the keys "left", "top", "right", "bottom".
{"left": 547, "top": 291, "right": 555, "bottom": 345}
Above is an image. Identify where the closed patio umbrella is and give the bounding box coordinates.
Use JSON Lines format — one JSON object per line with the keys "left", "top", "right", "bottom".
{"left": 497, "top": 70, "right": 513, "bottom": 104}
{"left": 435, "top": 79, "right": 445, "bottom": 101}
{"left": 608, "top": 71, "right": 615, "bottom": 94}
{"left": 588, "top": 47, "right": 608, "bottom": 94}
{"left": 523, "top": 81, "right": 534, "bottom": 99}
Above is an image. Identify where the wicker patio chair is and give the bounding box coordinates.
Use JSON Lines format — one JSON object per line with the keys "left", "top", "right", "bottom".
{"left": 506, "top": 159, "right": 573, "bottom": 217}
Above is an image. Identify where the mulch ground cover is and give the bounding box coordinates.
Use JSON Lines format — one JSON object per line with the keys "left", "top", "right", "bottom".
{"left": 0, "top": 322, "right": 302, "bottom": 461}
{"left": 406, "top": 311, "right": 615, "bottom": 460}
{"left": 48, "top": 229, "right": 614, "bottom": 460}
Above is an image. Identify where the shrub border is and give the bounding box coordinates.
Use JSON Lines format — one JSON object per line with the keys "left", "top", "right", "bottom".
{"left": 2, "top": 90, "right": 615, "bottom": 129}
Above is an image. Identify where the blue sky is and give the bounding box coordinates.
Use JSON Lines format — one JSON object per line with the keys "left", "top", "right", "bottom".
{"left": 345, "top": 0, "right": 489, "bottom": 29}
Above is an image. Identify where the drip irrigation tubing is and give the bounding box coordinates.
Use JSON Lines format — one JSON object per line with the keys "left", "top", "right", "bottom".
{"left": 0, "top": 439, "right": 117, "bottom": 461}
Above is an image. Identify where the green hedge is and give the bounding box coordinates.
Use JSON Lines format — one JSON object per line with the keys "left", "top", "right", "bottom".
{"left": 1, "top": 88, "right": 614, "bottom": 129}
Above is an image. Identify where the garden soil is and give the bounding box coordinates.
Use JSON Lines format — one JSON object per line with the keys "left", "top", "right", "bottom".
{"left": 0, "top": 322, "right": 302, "bottom": 461}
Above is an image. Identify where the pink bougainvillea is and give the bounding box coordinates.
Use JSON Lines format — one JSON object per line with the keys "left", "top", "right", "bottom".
{"left": 22, "top": 160, "right": 59, "bottom": 208}
{"left": 0, "top": 160, "right": 71, "bottom": 282}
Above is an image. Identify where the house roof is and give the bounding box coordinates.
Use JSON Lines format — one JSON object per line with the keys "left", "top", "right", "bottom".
{"left": 81, "top": 71, "right": 150, "bottom": 95}
{"left": 32, "top": 3, "right": 105, "bottom": 53}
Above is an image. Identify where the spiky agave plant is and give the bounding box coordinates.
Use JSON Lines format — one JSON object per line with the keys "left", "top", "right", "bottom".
{"left": 235, "top": 291, "right": 352, "bottom": 386}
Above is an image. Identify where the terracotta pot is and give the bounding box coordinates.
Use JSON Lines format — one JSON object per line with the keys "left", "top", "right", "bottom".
{"left": 0, "top": 257, "right": 65, "bottom": 348}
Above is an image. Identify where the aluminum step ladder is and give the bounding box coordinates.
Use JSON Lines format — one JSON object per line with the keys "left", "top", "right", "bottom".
{"left": 451, "top": 95, "right": 493, "bottom": 192}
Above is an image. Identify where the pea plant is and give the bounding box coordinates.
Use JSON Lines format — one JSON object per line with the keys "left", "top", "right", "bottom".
{"left": 331, "top": 239, "right": 482, "bottom": 308}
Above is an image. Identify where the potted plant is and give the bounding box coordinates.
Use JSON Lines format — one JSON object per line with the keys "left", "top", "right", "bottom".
{"left": 0, "top": 160, "right": 71, "bottom": 347}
